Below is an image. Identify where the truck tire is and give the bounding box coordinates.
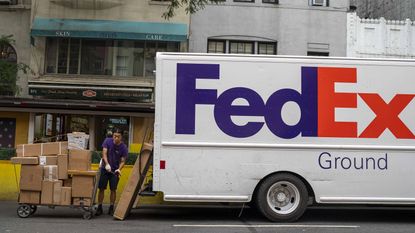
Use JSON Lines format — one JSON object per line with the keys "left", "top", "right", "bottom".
{"left": 255, "top": 173, "right": 308, "bottom": 222}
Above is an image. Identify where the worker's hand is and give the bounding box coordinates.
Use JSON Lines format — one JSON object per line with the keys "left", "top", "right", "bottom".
{"left": 115, "top": 169, "right": 121, "bottom": 177}
{"left": 105, "top": 164, "right": 111, "bottom": 172}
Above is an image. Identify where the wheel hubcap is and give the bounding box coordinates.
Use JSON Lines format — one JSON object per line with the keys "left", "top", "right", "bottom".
{"left": 266, "top": 181, "right": 301, "bottom": 215}
{"left": 18, "top": 206, "right": 30, "bottom": 217}
{"left": 276, "top": 192, "right": 287, "bottom": 202}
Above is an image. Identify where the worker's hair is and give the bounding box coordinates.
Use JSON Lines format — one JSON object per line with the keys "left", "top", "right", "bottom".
{"left": 112, "top": 128, "right": 123, "bottom": 135}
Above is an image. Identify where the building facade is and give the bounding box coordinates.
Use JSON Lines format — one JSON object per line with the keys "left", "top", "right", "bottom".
{"left": 347, "top": 12, "right": 415, "bottom": 58}
{"left": 0, "top": 0, "right": 189, "bottom": 152}
{"left": 189, "top": 0, "right": 351, "bottom": 57}
{"left": 352, "top": 0, "right": 415, "bottom": 21}
{"left": 0, "top": 0, "right": 32, "bottom": 149}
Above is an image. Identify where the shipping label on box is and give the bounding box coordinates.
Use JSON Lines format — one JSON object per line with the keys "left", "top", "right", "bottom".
{"left": 53, "top": 181, "right": 63, "bottom": 205}
{"left": 72, "top": 175, "right": 94, "bottom": 198}
{"left": 41, "top": 180, "right": 54, "bottom": 205}
{"left": 61, "top": 187, "right": 72, "bottom": 206}
{"left": 20, "top": 165, "right": 43, "bottom": 191}
{"left": 43, "top": 165, "right": 58, "bottom": 181}
{"left": 72, "top": 197, "right": 91, "bottom": 207}
{"left": 68, "top": 150, "right": 91, "bottom": 171}
{"left": 11, "top": 157, "right": 38, "bottom": 165}
{"left": 57, "top": 154, "right": 68, "bottom": 180}
{"left": 19, "top": 191, "right": 41, "bottom": 204}
{"left": 39, "top": 156, "right": 58, "bottom": 166}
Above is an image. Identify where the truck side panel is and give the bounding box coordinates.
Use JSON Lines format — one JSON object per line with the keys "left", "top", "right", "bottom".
{"left": 154, "top": 53, "right": 415, "bottom": 204}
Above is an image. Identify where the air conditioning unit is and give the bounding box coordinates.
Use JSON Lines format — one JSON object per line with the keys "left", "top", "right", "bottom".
{"left": 0, "top": 0, "right": 12, "bottom": 5}
{"left": 312, "top": 0, "right": 326, "bottom": 6}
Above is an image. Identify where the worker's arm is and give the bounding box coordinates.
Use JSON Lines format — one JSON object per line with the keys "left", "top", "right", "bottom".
{"left": 102, "top": 147, "right": 110, "bottom": 166}
{"left": 102, "top": 147, "right": 112, "bottom": 172}
{"left": 119, "top": 156, "right": 126, "bottom": 171}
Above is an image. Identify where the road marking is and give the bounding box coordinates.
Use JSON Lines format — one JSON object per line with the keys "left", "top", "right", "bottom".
{"left": 173, "top": 224, "right": 360, "bottom": 228}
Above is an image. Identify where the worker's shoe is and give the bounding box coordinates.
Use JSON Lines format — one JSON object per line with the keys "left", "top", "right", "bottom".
{"left": 95, "top": 204, "right": 103, "bottom": 216}
{"left": 108, "top": 205, "right": 114, "bottom": 215}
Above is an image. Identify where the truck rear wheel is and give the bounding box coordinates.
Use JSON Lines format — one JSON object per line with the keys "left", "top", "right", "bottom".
{"left": 255, "top": 173, "right": 308, "bottom": 222}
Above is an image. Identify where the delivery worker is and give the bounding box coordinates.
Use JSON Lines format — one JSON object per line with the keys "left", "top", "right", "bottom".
{"left": 96, "top": 128, "right": 128, "bottom": 216}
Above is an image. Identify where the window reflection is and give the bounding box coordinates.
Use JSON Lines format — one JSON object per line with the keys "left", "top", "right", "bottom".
{"left": 45, "top": 38, "right": 180, "bottom": 78}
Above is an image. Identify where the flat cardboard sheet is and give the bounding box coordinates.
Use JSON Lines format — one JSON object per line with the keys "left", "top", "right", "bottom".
{"left": 113, "top": 143, "right": 153, "bottom": 220}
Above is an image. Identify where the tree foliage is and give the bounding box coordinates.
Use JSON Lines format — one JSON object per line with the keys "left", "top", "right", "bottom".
{"left": 163, "top": 0, "right": 223, "bottom": 19}
{"left": 0, "top": 35, "right": 30, "bottom": 96}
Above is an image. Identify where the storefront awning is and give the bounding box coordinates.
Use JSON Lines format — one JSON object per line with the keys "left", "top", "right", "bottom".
{"left": 31, "top": 18, "right": 188, "bottom": 42}
{"left": 0, "top": 97, "right": 155, "bottom": 115}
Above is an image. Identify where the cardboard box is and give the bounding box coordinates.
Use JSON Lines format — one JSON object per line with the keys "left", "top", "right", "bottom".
{"left": 43, "top": 142, "right": 68, "bottom": 155}
{"left": 39, "top": 156, "right": 58, "bottom": 166}
{"left": 53, "top": 181, "right": 63, "bottom": 205}
{"left": 67, "top": 133, "right": 89, "bottom": 150}
{"left": 72, "top": 197, "right": 91, "bottom": 206}
{"left": 43, "top": 165, "right": 58, "bottom": 181}
{"left": 63, "top": 178, "right": 72, "bottom": 187}
{"left": 19, "top": 191, "right": 40, "bottom": 204}
{"left": 61, "top": 187, "right": 72, "bottom": 206}
{"left": 16, "top": 142, "right": 68, "bottom": 157}
{"left": 68, "top": 150, "right": 91, "bottom": 171}
{"left": 57, "top": 154, "right": 68, "bottom": 180}
{"left": 16, "top": 144, "right": 41, "bottom": 157}
{"left": 20, "top": 165, "right": 43, "bottom": 191}
{"left": 72, "top": 175, "right": 94, "bottom": 198}
{"left": 11, "top": 157, "right": 38, "bottom": 165}
{"left": 41, "top": 180, "right": 54, "bottom": 205}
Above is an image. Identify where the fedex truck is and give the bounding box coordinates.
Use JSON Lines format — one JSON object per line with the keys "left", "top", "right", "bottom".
{"left": 153, "top": 53, "right": 415, "bottom": 221}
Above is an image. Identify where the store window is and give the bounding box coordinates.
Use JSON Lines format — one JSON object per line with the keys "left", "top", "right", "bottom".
{"left": 34, "top": 114, "right": 89, "bottom": 143}
{"left": 0, "top": 118, "right": 16, "bottom": 148}
{"left": 307, "top": 51, "right": 329, "bottom": 56}
{"left": 207, "top": 40, "right": 226, "bottom": 53}
{"left": 258, "top": 42, "right": 277, "bottom": 55}
{"left": 0, "top": 40, "right": 17, "bottom": 96}
{"left": 309, "top": 0, "right": 329, "bottom": 6}
{"left": 81, "top": 40, "right": 113, "bottom": 75}
{"left": 229, "top": 41, "right": 254, "bottom": 54}
{"left": 263, "top": 0, "right": 278, "bottom": 3}
{"left": 95, "top": 116, "right": 129, "bottom": 150}
{"left": 45, "top": 38, "right": 180, "bottom": 78}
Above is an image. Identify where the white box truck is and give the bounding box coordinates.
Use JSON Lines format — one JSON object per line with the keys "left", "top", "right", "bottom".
{"left": 153, "top": 53, "right": 415, "bottom": 221}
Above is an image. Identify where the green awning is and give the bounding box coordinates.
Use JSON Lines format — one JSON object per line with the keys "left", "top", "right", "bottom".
{"left": 31, "top": 18, "right": 188, "bottom": 42}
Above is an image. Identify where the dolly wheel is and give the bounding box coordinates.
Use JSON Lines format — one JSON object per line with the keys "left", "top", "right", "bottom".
{"left": 17, "top": 204, "right": 31, "bottom": 218}
{"left": 83, "top": 211, "right": 92, "bottom": 220}
{"left": 30, "top": 205, "right": 37, "bottom": 215}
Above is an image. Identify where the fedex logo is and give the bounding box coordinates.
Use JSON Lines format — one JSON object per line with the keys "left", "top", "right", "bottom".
{"left": 175, "top": 63, "right": 415, "bottom": 139}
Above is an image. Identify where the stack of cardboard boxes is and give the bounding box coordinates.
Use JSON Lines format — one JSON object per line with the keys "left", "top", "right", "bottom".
{"left": 12, "top": 141, "right": 96, "bottom": 207}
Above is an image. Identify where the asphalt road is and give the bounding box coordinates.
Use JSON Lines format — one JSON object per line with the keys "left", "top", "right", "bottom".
{"left": 2, "top": 201, "right": 415, "bottom": 233}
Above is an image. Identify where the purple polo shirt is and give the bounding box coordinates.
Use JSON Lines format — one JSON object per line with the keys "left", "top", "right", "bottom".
{"left": 102, "top": 137, "right": 128, "bottom": 171}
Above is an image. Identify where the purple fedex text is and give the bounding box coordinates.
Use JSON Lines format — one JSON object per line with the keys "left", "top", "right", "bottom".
{"left": 175, "top": 63, "right": 318, "bottom": 139}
